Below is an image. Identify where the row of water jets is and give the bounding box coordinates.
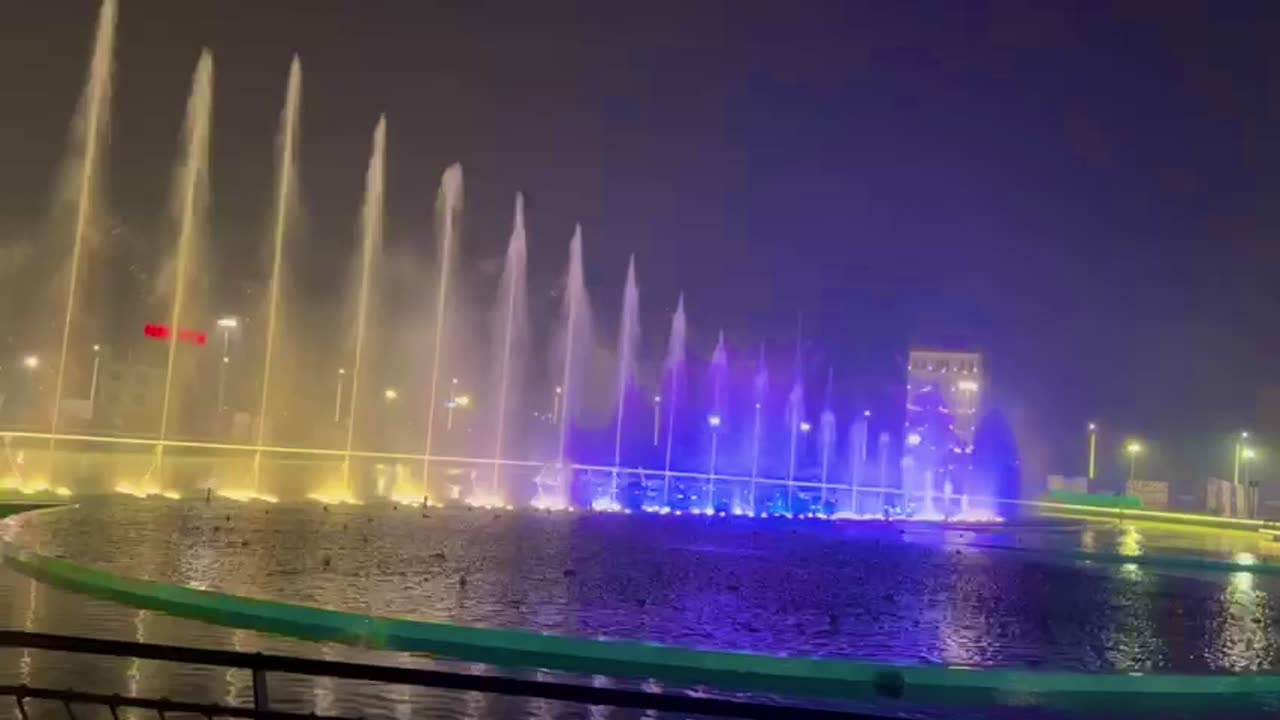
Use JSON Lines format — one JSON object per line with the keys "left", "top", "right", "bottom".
{"left": 32, "top": 0, "right": 878, "bottom": 514}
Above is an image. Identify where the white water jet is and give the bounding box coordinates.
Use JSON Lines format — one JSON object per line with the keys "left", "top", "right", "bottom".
{"left": 154, "top": 50, "right": 214, "bottom": 487}
{"left": 783, "top": 314, "right": 806, "bottom": 512}
{"left": 51, "top": 0, "right": 116, "bottom": 446}
{"left": 342, "top": 115, "right": 387, "bottom": 491}
{"left": 556, "top": 225, "right": 590, "bottom": 469}
{"left": 252, "top": 56, "right": 302, "bottom": 491}
{"left": 707, "top": 330, "right": 727, "bottom": 509}
{"left": 611, "top": 255, "right": 639, "bottom": 501}
{"left": 661, "top": 293, "right": 686, "bottom": 505}
{"left": 750, "top": 344, "right": 767, "bottom": 507}
{"left": 848, "top": 412, "right": 869, "bottom": 514}
{"left": 819, "top": 366, "right": 835, "bottom": 506}
{"left": 490, "top": 194, "right": 527, "bottom": 500}
{"left": 422, "top": 164, "right": 463, "bottom": 498}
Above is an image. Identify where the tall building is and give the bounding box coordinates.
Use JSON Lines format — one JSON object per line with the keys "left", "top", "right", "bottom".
{"left": 906, "top": 350, "right": 983, "bottom": 452}
{"left": 902, "top": 350, "right": 983, "bottom": 513}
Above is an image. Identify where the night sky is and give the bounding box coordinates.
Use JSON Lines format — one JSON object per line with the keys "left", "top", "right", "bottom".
{"left": 4, "top": 1, "right": 1280, "bottom": 485}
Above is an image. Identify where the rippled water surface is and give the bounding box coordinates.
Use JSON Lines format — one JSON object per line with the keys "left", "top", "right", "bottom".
{"left": 10, "top": 498, "right": 1280, "bottom": 675}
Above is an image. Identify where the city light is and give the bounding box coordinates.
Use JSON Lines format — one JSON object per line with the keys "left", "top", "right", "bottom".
{"left": 707, "top": 413, "right": 722, "bottom": 428}
{"left": 454, "top": 394, "right": 471, "bottom": 408}
{"left": 1125, "top": 440, "right": 1143, "bottom": 455}
{"left": 216, "top": 316, "right": 239, "bottom": 329}
{"left": 21, "top": 355, "right": 39, "bottom": 370}
{"left": 383, "top": 388, "right": 399, "bottom": 400}
{"left": 957, "top": 379, "right": 979, "bottom": 391}
{"left": 799, "top": 421, "right": 812, "bottom": 433}
{"left": 1243, "top": 447, "right": 1257, "bottom": 460}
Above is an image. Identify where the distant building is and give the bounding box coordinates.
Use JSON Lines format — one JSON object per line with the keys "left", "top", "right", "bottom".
{"left": 902, "top": 350, "right": 983, "bottom": 513}
{"left": 906, "top": 350, "right": 982, "bottom": 449}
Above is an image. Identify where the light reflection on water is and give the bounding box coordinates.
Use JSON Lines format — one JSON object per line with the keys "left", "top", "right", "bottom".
{"left": 4, "top": 498, "right": 1280, "bottom": 717}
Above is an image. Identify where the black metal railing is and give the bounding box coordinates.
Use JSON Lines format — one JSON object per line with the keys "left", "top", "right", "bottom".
{"left": 0, "top": 630, "right": 887, "bottom": 719}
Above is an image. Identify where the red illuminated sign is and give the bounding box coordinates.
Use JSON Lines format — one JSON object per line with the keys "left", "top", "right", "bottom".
{"left": 143, "top": 324, "right": 207, "bottom": 346}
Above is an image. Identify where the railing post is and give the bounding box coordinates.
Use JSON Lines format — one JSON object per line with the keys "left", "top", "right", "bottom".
{"left": 251, "top": 667, "right": 269, "bottom": 712}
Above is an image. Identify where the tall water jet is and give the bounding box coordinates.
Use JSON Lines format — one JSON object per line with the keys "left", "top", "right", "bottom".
{"left": 555, "top": 226, "right": 589, "bottom": 468}
{"left": 251, "top": 56, "right": 302, "bottom": 492}
{"left": 422, "top": 164, "right": 462, "bottom": 500}
{"left": 661, "top": 294, "right": 686, "bottom": 505}
{"left": 706, "top": 330, "right": 727, "bottom": 509}
{"left": 490, "top": 194, "right": 527, "bottom": 500}
{"left": 342, "top": 116, "right": 387, "bottom": 491}
{"left": 750, "top": 344, "right": 767, "bottom": 508}
{"left": 785, "top": 315, "right": 804, "bottom": 513}
{"left": 849, "top": 411, "right": 869, "bottom": 514}
{"left": 819, "top": 366, "right": 836, "bottom": 508}
{"left": 154, "top": 50, "right": 214, "bottom": 487}
{"left": 51, "top": 0, "right": 116, "bottom": 449}
{"left": 611, "top": 255, "right": 639, "bottom": 502}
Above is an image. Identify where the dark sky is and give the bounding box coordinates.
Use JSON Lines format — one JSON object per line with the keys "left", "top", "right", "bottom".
{"left": 4, "top": 0, "right": 1280, "bottom": 481}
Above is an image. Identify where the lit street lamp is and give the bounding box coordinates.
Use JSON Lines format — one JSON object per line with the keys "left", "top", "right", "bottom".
{"left": 1243, "top": 446, "right": 1258, "bottom": 518}
{"left": 447, "top": 393, "right": 471, "bottom": 431}
{"left": 1125, "top": 440, "right": 1143, "bottom": 483}
{"left": 707, "top": 413, "right": 723, "bottom": 512}
{"left": 1087, "top": 422, "right": 1098, "bottom": 480}
{"left": 216, "top": 316, "right": 238, "bottom": 413}
{"left": 652, "top": 395, "right": 661, "bottom": 446}
{"left": 88, "top": 344, "right": 102, "bottom": 408}
{"left": 1233, "top": 431, "right": 1250, "bottom": 486}
{"left": 384, "top": 388, "right": 399, "bottom": 401}
{"left": 22, "top": 355, "right": 39, "bottom": 370}
{"left": 333, "top": 368, "right": 346, "bottom": 423}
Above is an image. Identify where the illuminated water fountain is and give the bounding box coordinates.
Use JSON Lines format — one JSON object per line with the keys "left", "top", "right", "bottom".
{"left": 151, "top": 50, "right": 214, "bottom": 497}
{"left": 335, "top": 115, "right": 386, "bottom": 504}
{"left": 50, "top": 0, "right": 115, "bottom": 453}
{"left": 249, "top": 56, "right": 302, "bottom": 499}
{"left": 661, "top": 295, "right": 686, "bottom": 506}
{"left": 422, "top": 164, "right": 463, "bottom": 502}
{"left": 609, "top": 255, "right": 639, "bottom": 507}
{"left": 485, "top": 194, "right": 527, "bottom": 506}
{"left": 1, "top": 0, "right": 1018, "bottom": 524}
{"left": 706, "top": 331, "right": 727, "bottom": 511}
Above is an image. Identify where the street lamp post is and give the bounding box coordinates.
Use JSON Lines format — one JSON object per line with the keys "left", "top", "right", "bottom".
{"left": 1125, "top": 440, "right": 1143, "bottom": 483}
{"left": 1087, "top": 422, "right": 1097, "bottom": 481}
{"left": 216, "top": 317, "right": 238, "bottom": 413}
{"left": 333, "top": 368, "right": 346, "bottom": 423}
{"left": 707, "top": 413, "right": 722, "bottom": 511}
{"left": 652, "top": 395, "right": 661, "bottom": 446}
{"left": 1242, "top": 446, "right": 1258, "bottom": 518}
{"left": 447, "top": 393, "right": 470, "bottom": 431}
{"left": 1233, "top": 431, "right": 1249, "bottom": 486}
{"left": 88, "top": 344, "right": 101, "bottom": 409}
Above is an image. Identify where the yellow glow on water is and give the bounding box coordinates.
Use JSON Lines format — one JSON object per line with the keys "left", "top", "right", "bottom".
{"left": 216, "top": 489, "right": 279, "bottom": 504}
{"left": 114, "top": 482, "right": 177, "bottom": 499}
{"left": 465, "top": 493, "right": 507, "bottom": 509}
{"left": 307, "top": 491, "right": 361, "bottom": 506}
{"left": 0, "top": 476, "right": 72, "bottom": 497}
